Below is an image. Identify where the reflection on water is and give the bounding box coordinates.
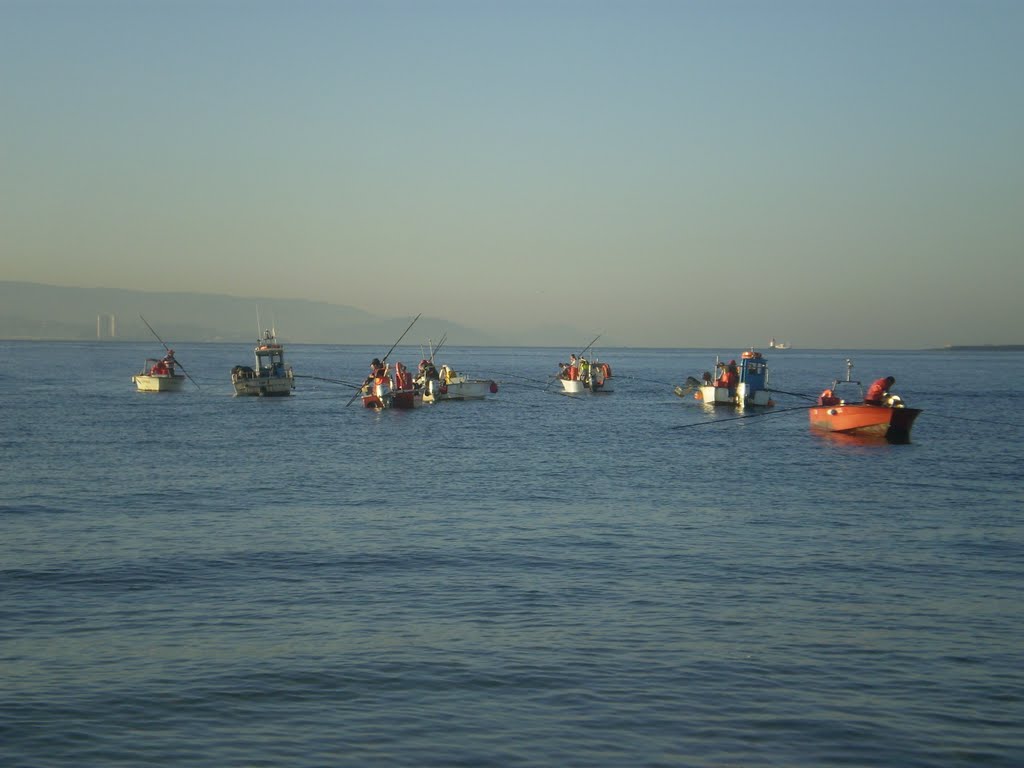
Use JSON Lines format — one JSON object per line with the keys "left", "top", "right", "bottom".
{"left": 1, "top": 342, "right": 1022, "bottom": 768}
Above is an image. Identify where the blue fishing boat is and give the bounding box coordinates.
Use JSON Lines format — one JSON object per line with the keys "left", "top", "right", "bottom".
{"left": 678, "top": 349, "right": 774, "bottom": 408}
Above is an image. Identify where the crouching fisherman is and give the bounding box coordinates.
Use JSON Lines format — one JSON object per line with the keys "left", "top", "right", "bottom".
{"left": 865, "top": 375, "right": 896, "bottom": 405}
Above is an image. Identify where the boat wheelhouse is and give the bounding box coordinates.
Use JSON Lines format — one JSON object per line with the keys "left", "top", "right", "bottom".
{"left": 231, "top": 330, "right": 295, "bottom": 397}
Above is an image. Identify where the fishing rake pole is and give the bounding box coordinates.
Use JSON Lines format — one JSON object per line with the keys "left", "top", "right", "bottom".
{"left": 578, "top": 334, "right": 602, "bottom": 358}
{"left": 346, "top": 313, "right": 422, "bottom": 407}
{"left": 293, "top": 374, "right": 363, "bottom": 390}
{"left": 139, "top": 314, "right": 200, "bottom": 390}
{"left": 427, "top": 332, "right": 448, "bottom": 363}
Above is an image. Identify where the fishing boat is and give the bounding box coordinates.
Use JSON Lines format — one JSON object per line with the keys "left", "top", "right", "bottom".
{"left": 682, "top": 349, "right": 773, "bottom": 408}
{"left": 553, "top": 335, "right": 614, "bottom": 394}
{"left": 132, "top": 357, "right": 185, "bottom": 392}
{"left": 419, "top": 364, "right": 498, "bottom": 402}
{"left": 231, "top": 329, "right": 295, "bottom": 397}
{"left": 769, "top": 337, "right": 791, "bottom": 350}
{"left": 361, "top": 361, "right": 420, "bottom": 409}
{"left": 558, "top": 357, "right": 614, "bottom": 394}
{"left": 135, "top": 317, "right": 198, "bottom": 392}
{"left": 808, "top": 359, "right": 921, "bottom": 443}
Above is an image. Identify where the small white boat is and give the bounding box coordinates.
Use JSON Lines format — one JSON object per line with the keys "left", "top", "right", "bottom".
{"left": 231, "top": 330, "right": 295, "bottom": 397}
{"left": 133, "top": 358, "right": 186, "bottom": 392}
{"left": 769, "top": 337, "right": 791, "bottom": 350}
{"left": 421, "top": 365, "right": 498, "bottom": 402}
{"left": 558, "top": 358, "right": 614, "bottom": 394}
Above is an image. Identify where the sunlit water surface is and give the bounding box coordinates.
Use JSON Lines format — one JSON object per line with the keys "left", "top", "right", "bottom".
{"left": 2, "top": 341, "right": 1022, "bottom": 767}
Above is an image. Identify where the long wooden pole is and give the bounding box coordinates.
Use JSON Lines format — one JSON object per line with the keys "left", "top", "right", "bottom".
{"left": 346, "top": 313, "right": 422, "bottom": 406}
{"left": 139, "top": 315, "right": 200, "bottom": 389}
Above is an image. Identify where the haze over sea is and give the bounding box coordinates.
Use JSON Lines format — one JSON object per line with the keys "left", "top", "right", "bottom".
{"left": 2, "top": 341, "right": 1022, "bottom": 767}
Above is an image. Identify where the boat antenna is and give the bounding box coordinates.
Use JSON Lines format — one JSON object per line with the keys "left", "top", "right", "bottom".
{"left": 139, "top": 314, "right": 200, "bottom": 390}
{"left": 845, "top": 359, "right": 853, "bottom": 382}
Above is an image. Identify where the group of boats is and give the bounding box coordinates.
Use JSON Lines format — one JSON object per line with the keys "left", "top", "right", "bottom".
{"left": 673, "top": 349, "right": 921, "bottom": 443}
{"left": 132, "top": 316, "right": 921, "bottom": 442}
{"left": 357, "top": 359, "right": 500, "bottom": 409}
{"left": 133, "top": 328, "right": 296, "bottom": 396}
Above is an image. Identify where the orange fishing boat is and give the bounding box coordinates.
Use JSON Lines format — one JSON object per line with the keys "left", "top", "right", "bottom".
{"left": 808, "top": 359, "right": 921, "bottom": 443}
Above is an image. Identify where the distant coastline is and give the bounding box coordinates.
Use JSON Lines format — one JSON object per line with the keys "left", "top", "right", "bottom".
{"left": 934, "top": 344, "right": 1024, "bottom": 351}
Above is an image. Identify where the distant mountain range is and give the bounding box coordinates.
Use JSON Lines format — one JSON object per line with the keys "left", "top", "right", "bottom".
{"left": 0, "top": 281, "right": 526, "bottom": 345}
{"left": 934, "top": 344, "right": 1024, "bottom": 351}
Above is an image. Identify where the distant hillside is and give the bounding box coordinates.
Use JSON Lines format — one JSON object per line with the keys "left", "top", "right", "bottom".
{"left": 933, "top": 344, "right": 1024, "bottom": 351}
{"left": 0, "top": 281, "right": 500, "bottom": 345}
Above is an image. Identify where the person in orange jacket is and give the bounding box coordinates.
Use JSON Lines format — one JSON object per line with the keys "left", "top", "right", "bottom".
{"left": 865, "top": 376, "right": 895, "bottom": 404}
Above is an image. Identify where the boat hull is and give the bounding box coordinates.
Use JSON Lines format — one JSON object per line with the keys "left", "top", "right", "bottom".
{"left": 697, "top": 385, "right": 773, "bottom": 408}
{"left": 559, "top": 377, "right": 613, "bottom": 394}
{"left": 363, "top": 384, "right": 420, "bottom": 409}
{"left": 436, "top": 378, "right": 497, "bottom": 401}
{"left": 232, "top": 374, "right": 294, "bottom": 397}
{"left": 133, "top": 374, "right": 185, "bottom": 392}
{"left": 809, "top": 404, "right": 922, "bottom": 443}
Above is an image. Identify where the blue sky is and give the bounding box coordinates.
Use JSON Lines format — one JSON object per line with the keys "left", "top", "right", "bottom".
{"left": 3, "top": 0, "right": 1022, "bottom": 348}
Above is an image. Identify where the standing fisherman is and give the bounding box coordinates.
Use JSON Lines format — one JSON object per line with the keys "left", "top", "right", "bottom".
{"left": 161, "top": 349, "right": 177, "bottom": 375}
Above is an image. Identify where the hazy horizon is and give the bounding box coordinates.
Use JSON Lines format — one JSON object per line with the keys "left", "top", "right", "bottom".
{"left": 3, "top": 2, "right": 1022, "bottom": 349}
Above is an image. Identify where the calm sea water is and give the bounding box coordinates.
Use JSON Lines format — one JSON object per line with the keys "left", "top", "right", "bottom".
{"left": 2, "top": 341, "right": 1022, "bottom": 767}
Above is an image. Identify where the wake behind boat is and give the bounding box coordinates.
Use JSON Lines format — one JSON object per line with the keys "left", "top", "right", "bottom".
{"left": 231, "top": 329, "right": 295, "bottom": 397}
{"left": 808, "top": 360, "right": 921, "bottom": 443}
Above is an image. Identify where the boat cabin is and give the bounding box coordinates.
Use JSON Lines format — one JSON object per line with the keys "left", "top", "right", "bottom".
{"left": 738, "top": 350, "right": 767, "bottom": 391}
{"left": 254, "top": 342, "right": 287, "bottom": 377}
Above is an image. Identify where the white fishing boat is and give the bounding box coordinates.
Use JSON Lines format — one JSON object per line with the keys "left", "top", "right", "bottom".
{"left": 555, "top": 336, "right": 614, "bottom": 395}
{"left": 231, "top": 329, "right": 295, "bottom": 397}
{"left": 135, "top": 318, "right": 197, "bottom": 393}
{"left": 420, "top": 364, "right": 498, "bottom": 402}
{"left": 558, "top": 358, "right": 614, "bottom": 394}
{"left": 132, "top": 358, "right": 186, "bottom": 392}
{"left": 769, "top": 337, "right": 791, "bottom": 350}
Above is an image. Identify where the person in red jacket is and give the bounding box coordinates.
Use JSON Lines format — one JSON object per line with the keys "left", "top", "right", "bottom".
{"left": 865, "top": 376, "right": 895, "bottom": 404}
{"left": 718, "top": 360, "right": 739, "bottom": 394}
